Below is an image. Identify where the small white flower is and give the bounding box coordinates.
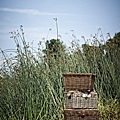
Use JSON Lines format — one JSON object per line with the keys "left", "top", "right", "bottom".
{"left": 82, "top": 93, "right": 88, "bottom": 98}
{"left": 87, "top": 94, "right": 91, "bottom": 98}
{"left": 67, "top": 93, "right": 71, "bottom": 97}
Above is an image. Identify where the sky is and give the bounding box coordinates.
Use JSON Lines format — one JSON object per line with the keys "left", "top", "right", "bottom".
{"left": 0, "top": 0, "right": 120, "bottom": 64}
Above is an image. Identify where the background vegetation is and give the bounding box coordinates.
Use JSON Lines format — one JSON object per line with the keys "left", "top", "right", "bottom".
{"left": 0, "top": 26, "right": 120, "bottom": 120}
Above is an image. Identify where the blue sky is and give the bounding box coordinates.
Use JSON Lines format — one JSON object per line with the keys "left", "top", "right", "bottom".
{"left": 0, "top": 0, "right": 120, "bottom": 52}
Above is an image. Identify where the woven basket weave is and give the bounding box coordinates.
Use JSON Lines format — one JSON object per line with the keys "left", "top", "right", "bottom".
{"left": 64, "top": 109, "right": 100, "bottom": 120}
{"left": 63, "top": 73, "right": 95, "bottom": 92}
{"left": 65, "top": 91, "right": 98, "bottom": 109}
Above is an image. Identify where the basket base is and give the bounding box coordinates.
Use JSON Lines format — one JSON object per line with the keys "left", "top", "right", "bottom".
{"left": 64, "top": 109, "right": 100, "bottom": 120}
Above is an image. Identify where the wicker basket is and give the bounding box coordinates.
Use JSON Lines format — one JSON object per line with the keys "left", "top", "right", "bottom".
{"left": 63, "top": 73, "right": 95, "bottom": 92}
{"left": 65, "top": 91, "right": 98, "bottom": 109}
{"left": 64, "top": 109, "right": 100, "bottom": 120}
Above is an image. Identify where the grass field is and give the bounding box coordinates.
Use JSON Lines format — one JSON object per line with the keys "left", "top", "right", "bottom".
{"left": 0, "top": 27, "right": 120, "bottom": 120}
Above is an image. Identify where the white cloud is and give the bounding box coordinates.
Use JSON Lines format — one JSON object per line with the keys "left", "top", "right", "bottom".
{"left": 0, "top": 7, "right": 73, "bottom": 16}
{"left": 0, "top": 8, "right": 40, "bottom": 15}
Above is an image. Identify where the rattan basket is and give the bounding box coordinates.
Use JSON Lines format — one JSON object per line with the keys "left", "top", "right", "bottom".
{"left": 64, "top": 109, "right": 100, "bottom": 120}
{"left": 65, "top": 91, "right": 98, "bottom": 109}
{"left": 63, "top": 73, "right": 95, "bottom": 92}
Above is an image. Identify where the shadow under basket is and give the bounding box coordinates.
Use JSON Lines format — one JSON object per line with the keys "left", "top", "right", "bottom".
{"left": 63, "top": 73, "right": 96, "bottom": 92}
{"left": 64, "top": 109, "right": 100, "bottom": 120}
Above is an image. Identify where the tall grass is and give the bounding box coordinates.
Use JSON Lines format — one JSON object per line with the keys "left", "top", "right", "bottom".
{"left": 0, "top": 26, "right": 120, "bottom": 119}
